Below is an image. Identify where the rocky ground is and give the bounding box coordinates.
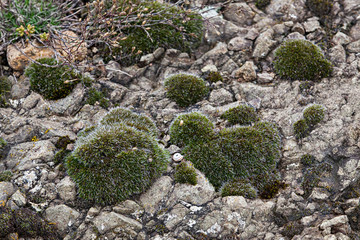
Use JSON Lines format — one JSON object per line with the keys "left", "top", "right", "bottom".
{"left": 1, "top": 0, "right": 360, "bottom": 239}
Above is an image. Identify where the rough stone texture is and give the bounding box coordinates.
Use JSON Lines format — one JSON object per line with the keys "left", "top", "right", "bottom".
{"left": 223, "top": 3, "right": 255, "bottom": 26}
{"left": 347, "top": 39, "right": 360, "bottom": 53}
{"left": 227, "top": 36, "right": 252, "bottom": 51}
{"left": 57, "top": 176, "right": 76, "bottom": 202}
{"left": 303, "top": 17, "right": 321, "bottom": 33}
{"left": 208, "top": 88, "right": 233, "bottom": 105}
{"left": 329, "top": 45, "right": 346, "bottom": 65}
{"left": 0, "top": 182, "right": 16, "bottom": 202}
{"left": 54, "top": 30, "right": 87, "bottom": 62}
{"left": 139, "top": 176, "right": 173, "bottom": 215}
{"left": 45, "top": 204, "right": 80, "bottom": 232}
{"left": 350, "top": 21, "right": 360, "bottom": 40}
{"left": 233, "top": 61, "right": 257, "bottom": 82}
{"left": 93, "top": 211, "right": 142, "bottom": 234}
{"left": 252, "top": 29, "right": 276, "bottom": 58}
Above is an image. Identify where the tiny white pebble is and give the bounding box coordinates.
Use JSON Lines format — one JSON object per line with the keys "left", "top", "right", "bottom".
{"left": 179, "top": 120, "right": 184, "bottom": 126}
{"left": 173, "top": 153, "right": 183, "bottom": 162}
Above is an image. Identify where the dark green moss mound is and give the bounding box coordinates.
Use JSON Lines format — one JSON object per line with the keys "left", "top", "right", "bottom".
{"left": 300, "top": 154, "right": 316, "bottom": 167}
{"left": 0, "top": 206, "right": 59, "bottom": 239}
{"left": 25, "top": 58, "right": 87, "bottom": 100}
{"left": 86, "top": 87, "right": 109, "bottom": 109}
{"left": 66, "top": 110, "right": 168, "bottom": 205}
{"left": 303, "top": 104, "right": 325, "bottom": 126}
{"left": 220, "top": 105, "right": 259, "bottom": 125}
{"left": 255, "top": 0, "right": 271, "bottom": 10}
{"left": 53, "top": 149, "right": 71, "bottom": 166}
{"left": 259, "top": 176, "right": 287, "bottom": 199}
{"left": 0, "top": 137, "right": 8, "bottom": 160}
{"left": 206, "top": 71, "right": 223, "bottom": 83}
{"left": 164, "top": 74, "right": 209, "bottom": 108}
{"left": 183, "top": 142, "right": 234, "bottom": 190}
{"left": 100, "top": 107, "right": 159, "bottom": 138}
{"left": 174, "top": 161, "right": 197, "bottom": 185}
{"left": 170, "top": 112, "right": 214, "bottom": 147}
{"left": 293, "top": 119, "right": 311, "bottom": 139}
{"left": 273, "top": 39, "right": 332, "bottom": 81}
{"left": 220, "top": 179, "right": 257, "bottom": 199}
{"left": 0, "top": 76, "right": 12, "bottom": 107}
{"left": 302, "top": 162, "right": 332, "bottom": 198}
{"left": 55, "top": 136, "right": 73, "bottom": 150}
{"left": 281, "top": 221, "right": 304, "bottom": 238}
{"left": 306, "top": 0, "right": 333, "bottom": 17}
{"left": 0, "top": 170, "right": 13, "bottom": 182}
{"left": 96, "top": 0, "right": 203, "bottom": 65}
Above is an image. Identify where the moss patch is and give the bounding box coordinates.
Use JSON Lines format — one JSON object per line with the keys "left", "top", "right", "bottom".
{"left": 220, "top": 105, "right": 259, "bottom": 126}
{"left": 174, "top": 161, "right": 197, "bottom": 185}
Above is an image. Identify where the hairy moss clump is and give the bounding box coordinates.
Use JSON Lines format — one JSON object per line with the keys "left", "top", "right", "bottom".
{"left": 164, "top": 74, "right": 209, "bottom": 108}
{"left": 0, "top": 206, "right": 59, "bottom": 239}
{"left": 273, "top": 39, "right": 332, "bottom": 81}
{"left": 172, "top": 112, "right": 283, "bottom": 197}
{"left": 100, "top": 107, "right": 159, "bottom": 138}
{"left": 0, "top": 137, "right": 8, "bottom": 160}
{"left": 25, "top": 58, "right": 88, "bottom": 100}
{"left": 169, "top": 112, "right": 214, "bottom": 147}
{"left": 303, "top": 104, "right": 325, "bottom": 126}
{"left": 306, "top": 0, "right": 333, "bottom": 17}
{"left": 206, "top": 71, "right": 223, "bottom": 83}
{"left": 221, "top": 105, "right": 259, "bottom": 125}
{"left": 66, "top": 109, "right": 168, "bottom": 205}
{"left": 0, "top": 171, "right": 13, "bottom": 182}
{"left": 86, "top": 87, "right": 109, "bottom": 109}
{"left": 300, "top": 154, "right": 316, "bottom": 167}
{"left": 0, "top": 76, "right": 12, "bottom": 107}
{"left": 55, "top": 136, "right": 72, "bottom": 150}
{"left": 220, "top": 179, "right": 257, "bottom": 199}
{"left": 293, "top": 119, "right": 311, "bottom": 139}
{"left": 255, "top": 0, "right": 271, "bottom": 10}
{"left": 174, "top": 161, "right": 197, "bottom": 185}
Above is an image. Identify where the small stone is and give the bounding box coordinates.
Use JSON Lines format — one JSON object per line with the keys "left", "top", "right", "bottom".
{"left": 45, "top": 204, "right": 80, "bottom": 232}
{"left": 0, "top": 182, "right": 16, "bottom": 202}
{"left": 303, "top": 17, "right": 321, "bottom": 33}
{"left": 208, "top": 88, "right": 233, "bottom": 105}
{"left": 257, "top": 72, "right": 274, "bottom": 83}
{"left": 332, "top": 32, "right": 352, "bottom": 45}
{"left": 234, "top": 61, "right": 257, "bottom": 82}
{"left": 57, "top": 176, "right": 76, "bottom": 202}
{"left": 320, "top": 215, "right": 349, "bottom": 230}
{"left": 10, "top": 190, "right": 26, "bottom": 207}
{"left": 173, "top": 153, "right": 184, "bottom": 162}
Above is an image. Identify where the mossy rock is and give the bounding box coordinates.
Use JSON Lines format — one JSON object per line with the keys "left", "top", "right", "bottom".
{"left": 220, "top": 105, "right": 259, "bottom": 125}
{"left": 206, "top": 71, "right": 223, "bottom": 83}
{"left": 0, "top": 76, "right": 12, "bottom": 107}
{"left": 100, "top": 107, "right": 159, "bottom": 138}
{"left": 0, "top": 137, "right": 8, "bottom": 160}
{"left": 66, "top": 110, "right": 168, "bottom": 205}
{"left": 306, "top": 0, "right": 333, "bottom": 17}
{"left": 97, "top": 0, "right": 203, "bottom": 65}
{"left": 273, "top": 39, "right": 332, "bottom": 81}
{"left": 220, "top": 178, "right": 257, "bottom": 199}
{"left": 255, "top": 0, "right": 271, "bottom": 10}
{"left": 303, "top": 104, "right": 325, "bottom": 126}
{"left": 86, "top": 87, "right": 109, "bottom": 109}
{"left": 300, "top": 154, "right": 316, "bottom": 167}
{"left": 0, "top": 171, "right": 13, "bottom": 182}
{"left": 169, "top": 112, "right": 214, "bottom": 147}
{"left": 174, "top": 161, "right": 197, "bottom": 185}
{"left": 25, "top": 58, "right": 89, "bottom": 100}
{"left": 164, "top": 74, "right": 209, "bottom": 108}
{"left": 293, "top": 119, "right": 311, "bottom": 139}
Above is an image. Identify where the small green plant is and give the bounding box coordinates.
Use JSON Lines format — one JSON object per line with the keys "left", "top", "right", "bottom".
{"left": 0, "top": 137, "right": 8, "bottom": 160}
{"left": 273, "top": 39, "right": 332, "bottom": 81}
{"left": 220, "top": 178, "right": 257, "bottom": 199}
{"left": 255, "top": 0, "right": 271, "bottom": 9}
{"left": 53, "top": 149, "right": 71, "bottom": 166}
{"left": 301, "top": 162, "right": 332, "bottom": 198}
{"left": 293, "top": 119, "right": 311, "bottom": 139}
{"left": 169, "top": 112, "right": 214, "bottom": 147}
{"left": 25, "top": 58, "right": 89, "bottom": 100}
{"left": 66, "top": 108, "right": 168, "bottom": 205}
{"left": 174, "top": 161, "right": 197, "bottom": 185}
{"left": 55, "top": 136, "right": 72, "bottom": 150}
{"left": 306, "top": 0, "right": 333, "bottom": 17}
{"left": 0, "top": 76, "right": 12, "bottom": 107}
{"left": 0, "top": 206, "right": 59, "bottom": 239}
{"left": 300, "top": 154, "right": 316, "bottom": 167}
{"left": 206, "top": 71, "right": 223, "bottom": 83}
{"left": 303, "top": 104, "right": 325, "bottom": 126}
{"left": 164, "top": 74, "right": 209, "bottom": 108}
{"left": 221, "top": 105, "right": 259, "bottom": 125}
{"left": 0, "top": 171, "right": 13, "bottom": 182}
{"left": 86, "top": 88, "right": 109, "bottom": 109}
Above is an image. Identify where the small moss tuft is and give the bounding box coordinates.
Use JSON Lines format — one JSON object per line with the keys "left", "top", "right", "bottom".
{"left": 306, "top": 0, "right": 333, "bottom": 17}
{"left": 169, "top": 112, "right": 214, "bottom": 147}
{"left": 273, "top": 39, "right": 332, "bottom": 81}
{"left": 55, "top": 136, "right": 72, "bottom": 149}
{"left": 174, "top": 161, "right": 197, "bottom": 185}
{"left": 53, "top": 149, "right": 71, "bottom": 166}
{"left": 25, "top": 58, "right": 88, "bottom": 100}
{"left": 164, "top": 74, "right": 209, "bottom": 108}
{"left": 0, "top": 76, "right": 12, "bottom": 107}
{"left": 206, "top": 71, "right": 223, "bottom": 83}
{"left": 220, "top": 105, "right": 259, "bottom": 125}
{"left": 220, "top": 178, "right": 257, "bottom": 199}
{"left": 303, "top": 104, "right": 325, "bottom": 126}
{"left": 300, "top": 154, "right": 316, "bottom": 167}
{"left": 255, "top": 0, "right": 271, "bottom": 10}
{"left": 293, "top": 119, "right": 311, "bottom": 139}
{"left": 86, "top": 87, "right": 109, "bottom": 109}
{"left": 0, "top": 171, "right": 13, "bottom": 182}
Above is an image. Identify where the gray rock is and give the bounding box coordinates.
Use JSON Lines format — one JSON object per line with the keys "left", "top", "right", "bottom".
{"left": 9, "top": 189, "right": 26, "bottom": 208}
{"left": 139, "top": 176, "right": 172, "bottom": 215}
{"left": 161, "top": 204, "right": 190, "bottom": 230}
{"left": 292, "top": 23, "right": 305, "bottom": 35}
{"left": 106, "top": 61, "right": 133, "bottom": 85}
{"left": 113, "top": 200, "right": 144, "bottom": 219}
{"left": 286, "top": 32, "right": 306, "bottom": 40}
{"left": 257, "top": 72, "right": 275, "bottom": 83}
{"left": 0, "top": 182, "right": 16, "bottom": 202}
{"left": 233, "top": 61, "right": 257, "bottom": 82}
{"left": 303, "top": 17, "right": 321, "bottom": 33}
{"left": 153, "top": 47, "right": 165, "bottom": 59}
{"left": 329, "top": 45, "right": 346, "bottom": 65}
{"left": 227, "top": 36, "right": 252, "bottom": 51}
{"left": 10, "top": 77, "right": 30, "bottom": 99}
{"left": 168, "top": 169, "right": 215, "bottom": 206}
{"left": 267, "top": 0, "right": 306, "bottom": 21}
{"left": 343, "top": 0, "right": 360, "bottom": 12}
{"left": 45, "top": 204, "right": 80, "bottom": 232}
{"left": 139, "top": 53, "right": 155, "bottom": 66}
{"left": 57, "top": 176, "right": 76, "bottom": 202}
{"left": 48, "top": 83, "right": 85, "bottom": 116}
{"left": 92, "top": 211, "right": 142, "bottom": 234}
{"left": 332, "top": 32, "right": 352, "bottom": 45}
{"left": 320, "top": 215, "right": 349, "bottom": 229}
{"left": 203, "top": 16, "right": 245, "bottom": 44}
{"left": 223, "top": 3, "right": 255, "bottom": 26}
{"left": 253, "top": 29, "right": 276, "bottom": 58}
{"left": 347, "top": 39, "right": 360, "bottom": 53}
{"left": 208, "top": 88, "right": 233, "bottom": 105}
{"left": 350, "top": 21, "right": 360, "bottom": 40}
{"left": 22, "top": 92, "right": 41, "bottom": 110}
{"left": 245, "top": 28, "right": 259, "bottom": 41}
